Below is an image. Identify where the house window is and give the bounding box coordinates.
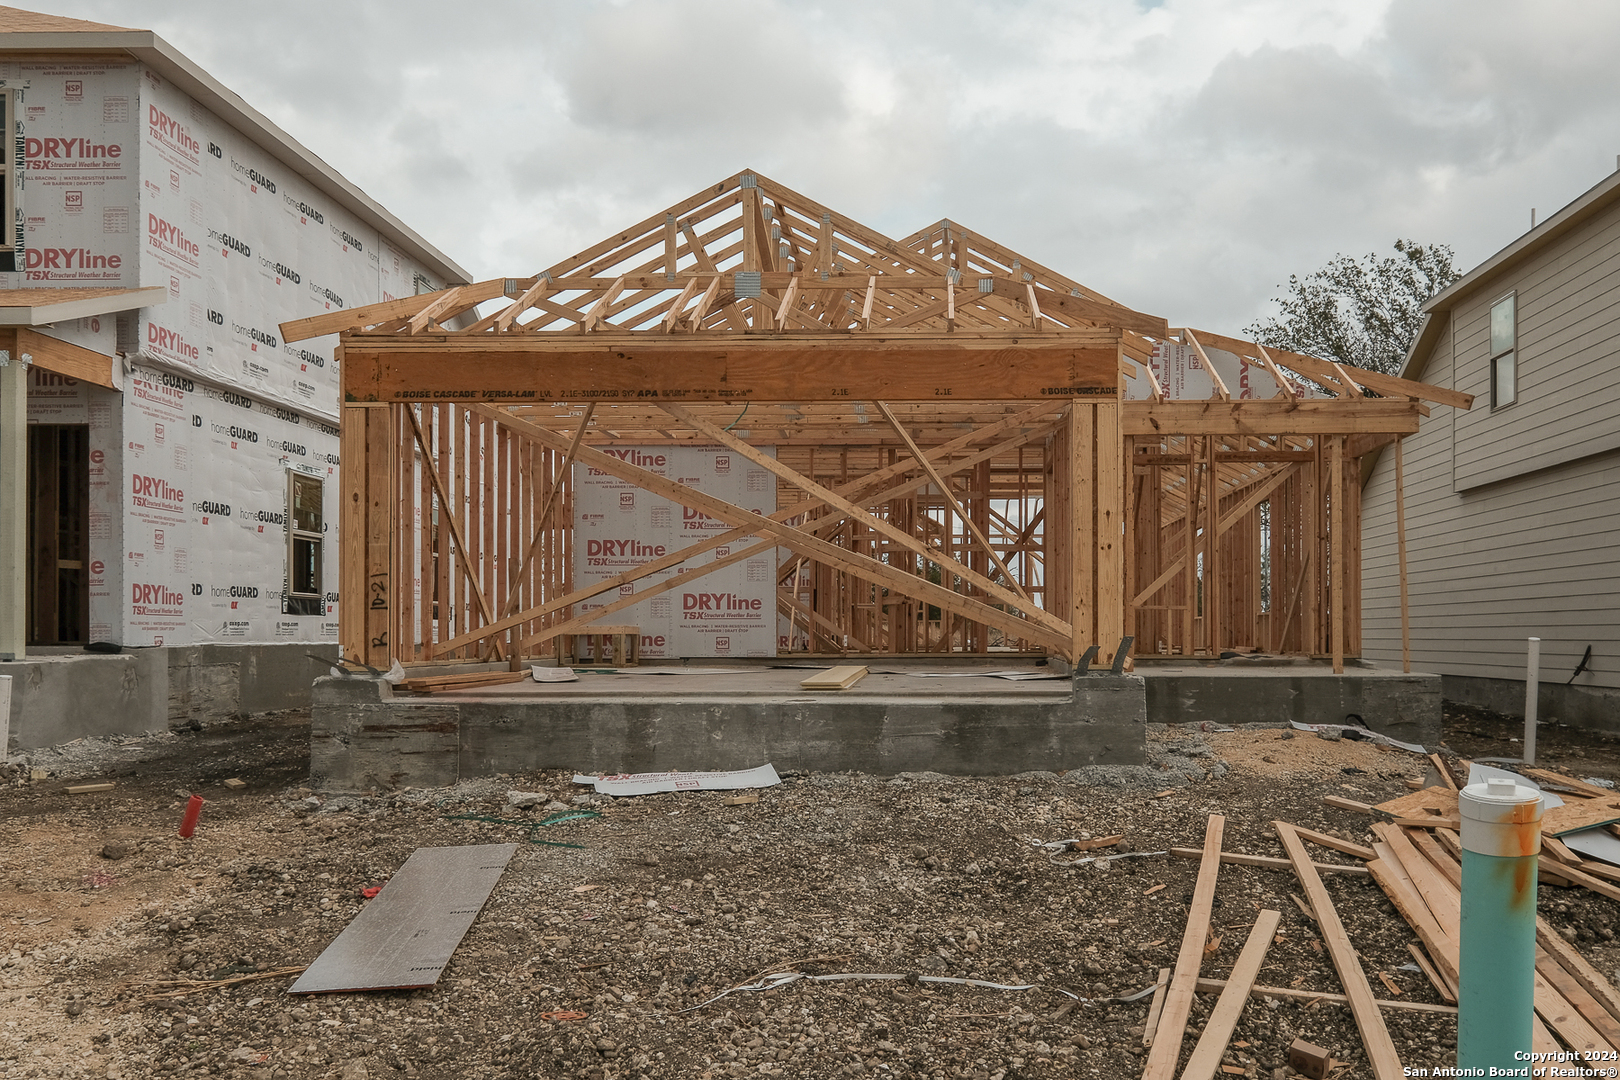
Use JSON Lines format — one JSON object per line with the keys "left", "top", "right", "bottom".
{"left": 285, "top": 472, "right": 324, "bottom": 616}
{"left": 1490, "top": 293, "right": 1516, "bottom": 408}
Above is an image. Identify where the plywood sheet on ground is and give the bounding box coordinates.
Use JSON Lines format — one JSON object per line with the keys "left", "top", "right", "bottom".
{"left": 289, "top": 844, "right": 517, "bottom": 993}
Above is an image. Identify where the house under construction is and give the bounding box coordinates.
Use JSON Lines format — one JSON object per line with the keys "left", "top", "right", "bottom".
{"left": 288, "top": 171, "right": 1466, "bottom": 787}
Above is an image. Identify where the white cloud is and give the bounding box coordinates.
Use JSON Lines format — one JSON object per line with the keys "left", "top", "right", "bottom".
{"left": 52, "top": 0, "right": 1620, "bottom": 329}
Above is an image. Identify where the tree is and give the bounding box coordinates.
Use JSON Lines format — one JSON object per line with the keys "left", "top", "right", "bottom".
{"left": 1245, "top": 239, "right": 1462, "bottom": 377}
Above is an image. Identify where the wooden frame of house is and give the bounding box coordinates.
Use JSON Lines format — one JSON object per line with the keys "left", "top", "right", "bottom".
{"left": 282, "top": 171, "right": 1468, "bottom": 677}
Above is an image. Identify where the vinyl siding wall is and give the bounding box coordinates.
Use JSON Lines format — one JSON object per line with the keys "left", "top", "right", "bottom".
{"left": 1453, "top": 197, "right": 1620, "bottom": 489}
{"left": 1362, "top": 211, "right": 1620, "bottom": 693}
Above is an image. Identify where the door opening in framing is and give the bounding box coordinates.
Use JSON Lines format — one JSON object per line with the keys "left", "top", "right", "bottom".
{"left": 27, "top": 423, "right": 88, "bottom": 646}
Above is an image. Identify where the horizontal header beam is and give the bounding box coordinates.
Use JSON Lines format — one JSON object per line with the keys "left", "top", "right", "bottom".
{"left": 342, "top": 335, "right": 1121, "bottom": 404}
{"left": 1123, "top": 399, "right": 1424, "bottom": 436}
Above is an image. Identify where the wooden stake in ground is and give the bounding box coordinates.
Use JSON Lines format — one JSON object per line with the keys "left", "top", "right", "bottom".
{"left": 1141, "top": 814, "right": 1225, "bottom": 1080}
{"left": 1178, "top": 909, "right": 1282, "bottom": 1080}
{"left": 1274, "top": 821, "right": 1404, "bottom": 1080}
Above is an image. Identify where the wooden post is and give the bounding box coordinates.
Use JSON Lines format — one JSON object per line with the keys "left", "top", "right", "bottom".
{"left": 1303, "top": 440, "right": 1319, "bottom": 657}
{"left": 339, "top": 403, "right": 369, "bottom": 665}
{"left": 364, "top": 406, "right": 396, "bottom": 669}
{"left": 1182, "top": 443, "right": 1196, "bottom": 656}
{"left": 0, "top": 336, "right": 25, "bottom": 660}
{"left": 1205, "top": 435, "right": 1218, "bottom": 657}
{"left": 1395, "top": 435, "right": 1411, "bottom": 673}
{"left": 1068, "top": 403, "right": 1095, "bottom": 663}
{"left": 1330, "top": 434, "right": 1345, "bottom": 675}
{"left": 1096, "top": 399, "right": 1124, "bottom": 667}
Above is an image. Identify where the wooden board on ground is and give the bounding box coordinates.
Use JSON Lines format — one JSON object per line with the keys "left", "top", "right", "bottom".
{"left": 289, "top": 844, "right": 516, "bottom": 994}
{"left": 1141, "top": 815, "right": 1225, "bottom": 1080}
{"left": 1373, "top": 787, "right": 1458, "bottom": 820}
{"left": 1290, "top": 825, "right": 1376, "bottom": 862}
{"left": 1194, "top": 978, "right": 1456, "bottom": 1015}
{"left": 1275, "top": 821, "right": 1405, "bottom": 1080}
{"left": 800, "top": 665, "right": 869, "bottom": 690}
{"left": 1179, "top": 909, "right": 1282, "bottom": 1080}
{"left": 1543, "top": 797, "right": 1620, "bottom": 837}
{"left": 401, "top": 670, "right": 527, "bottom": 693}
{"left": 1142, "top": 966, "right": 1171, "bottom": 1047}
{"left": 1523, "top": 769, "right": 1615, "bottom": 800}
{"left": 1168, "top": 847, "right": 1369, "bottom": 876}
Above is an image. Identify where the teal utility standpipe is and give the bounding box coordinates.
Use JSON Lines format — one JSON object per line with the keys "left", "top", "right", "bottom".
{"left": 1457, "top": 776, "right": 1543, "bottom": 1072}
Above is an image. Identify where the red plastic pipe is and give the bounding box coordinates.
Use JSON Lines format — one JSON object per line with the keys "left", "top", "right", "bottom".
{"left": 178, "top": 794, "right": 204, "bottom": 838}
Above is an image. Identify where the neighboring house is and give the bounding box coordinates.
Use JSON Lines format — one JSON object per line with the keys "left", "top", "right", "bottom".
{"left": 1362, "top": 167, "right": 1620, "bottom": 728}
{"left": 0, "top": 8, "right": 469, "bottom": 749}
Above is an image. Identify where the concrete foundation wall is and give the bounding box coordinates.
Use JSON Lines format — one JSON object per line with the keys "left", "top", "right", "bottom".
{"left": 1143, "top": 667, "right": 1442, "bottom": 748}
{"left": 2, "top": 642, "right": 337, "bottom": 753}
{"left": 1443, "top": 674, "right": 1620, "bottom": 736}
{"left": 310, "top": 675, "right": 1148, "bottom": 794}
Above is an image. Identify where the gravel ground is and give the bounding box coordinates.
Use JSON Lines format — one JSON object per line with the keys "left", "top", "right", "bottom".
{"left": 2, "top": 703, "right": 1619, "bottom": 1080}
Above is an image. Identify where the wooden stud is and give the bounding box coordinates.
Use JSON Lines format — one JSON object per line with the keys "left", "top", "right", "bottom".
{"left": 339, "top": 403, "right": 368, "bottom": 664}
{"left": 1394, "top": 435, "right": 1410, "bottom": 673}
{"left": 1141, "top": 814, "right": 1224, "bottom": 1080}
{"left": 502, "top": 405, "right": 595, "bottom": 619}
{"left": 1193, "top": 978, "right": 1454, "bottom": 1015}
{"left": 1179, "top": 909, "right": 1283, "bottom": 1080}
{"left": 1167, "top": 847, "right": 1369, "bottom": 876}
{"left": 1142, "top": 967, "right": 1173, "bottom": 1047}
{"left": 363, "top": 407, "right": 395, "bottom": 667}
{"left": 1274, "top": 821, "right": 1404, "bottom": 1080}
{"left": 1330, "top": 435, "right": 1344, "bottom": 674}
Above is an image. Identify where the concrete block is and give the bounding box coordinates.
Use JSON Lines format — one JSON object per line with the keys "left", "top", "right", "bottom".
{"left": 311, "top": 697, "right": 458, "bottom": 793}
{"left": 2, "top": 652, "right": 166, "bottom": 750}
{"left": 313, "top": 675, "right": 392, "bottom": 705}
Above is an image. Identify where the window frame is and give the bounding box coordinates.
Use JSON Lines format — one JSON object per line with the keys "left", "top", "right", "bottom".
{"left": 1490, "top": 291, "right": 1517, "bottom": 410}
{"left": 285, "top": 470, "right": 324, "bottom": 616}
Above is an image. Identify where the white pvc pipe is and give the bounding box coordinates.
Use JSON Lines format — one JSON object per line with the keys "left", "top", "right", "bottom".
{"left": 1524, "top": 637, "right": 1540, "bottom": 766}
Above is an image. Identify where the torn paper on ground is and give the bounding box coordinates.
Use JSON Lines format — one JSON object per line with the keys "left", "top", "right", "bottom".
{"left": 531, "top": 666, "right": 580, "bottom": 683}
{"left": 574, "top": 763, "right": 781, "bottom": 797}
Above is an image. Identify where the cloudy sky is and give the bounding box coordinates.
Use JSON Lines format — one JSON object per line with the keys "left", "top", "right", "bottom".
{"left": 64, "top": 0, "right": 1620, "bottom": 331}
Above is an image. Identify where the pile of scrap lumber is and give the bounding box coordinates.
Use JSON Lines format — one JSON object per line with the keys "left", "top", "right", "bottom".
{"left": 1143, "top": 757, "right": 1620, "bottom": 1080}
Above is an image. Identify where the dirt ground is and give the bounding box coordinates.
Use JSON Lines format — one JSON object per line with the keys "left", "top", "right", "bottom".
{"left": 3, "top": 704, "right": 1619, "bottom": 1080}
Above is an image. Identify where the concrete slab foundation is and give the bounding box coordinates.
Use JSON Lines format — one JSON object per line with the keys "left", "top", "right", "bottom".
{"left": 1141, "top": 661, "right": 1442, "bottom": 748}
{"left": 310, "top": 667, "right": 1149, "bottom": 794}
{"left": 2, "top": 643, "right": 339, "bottom": 752}
{"left": 309, "top": 659, "right": 1446, "bottom": 793}
{"left": 1442, "top": 674, "right": 1620, "bottom": 737}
